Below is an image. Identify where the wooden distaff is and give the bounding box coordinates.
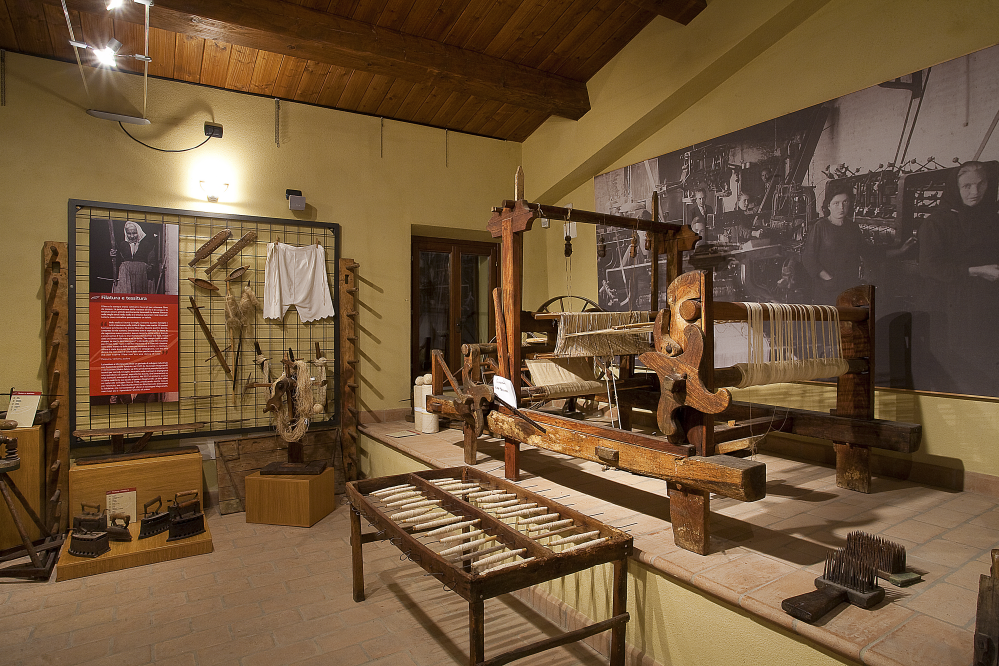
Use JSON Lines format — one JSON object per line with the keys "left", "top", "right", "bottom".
{"left": 206, "top": 232, "right": 257, "bottom": 276}
{"left": 188, "top": 296, "right": 231, "bottom": 376}
{"left": 188, "top": 229, "right": 231, "bottom": 266}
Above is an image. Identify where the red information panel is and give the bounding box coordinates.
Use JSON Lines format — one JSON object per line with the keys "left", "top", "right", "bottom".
{"left": 89, "top": 294, "right": 179, "bottom": 401}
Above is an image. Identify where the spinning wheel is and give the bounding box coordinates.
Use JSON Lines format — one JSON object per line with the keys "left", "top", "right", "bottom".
{"left": 534, "top": 294, "right": 602, "bottom": 314}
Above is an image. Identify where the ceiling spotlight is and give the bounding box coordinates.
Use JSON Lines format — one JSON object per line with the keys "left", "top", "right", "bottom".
{"left": 94, "top": 38, "right": 123, "bottom": 67}
{"left": 107, "top": 0, "right": 153, "bottom": 9}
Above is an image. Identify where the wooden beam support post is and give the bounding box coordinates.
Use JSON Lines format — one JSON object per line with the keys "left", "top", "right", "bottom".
{"left": 488, "top": 197, "right": 535, "bottom": 483}
{"left": 668, "top": 484, "right": 710, "bottom": 555}
{"left": 835, "top": 285, "right": 876, "bottom": 493}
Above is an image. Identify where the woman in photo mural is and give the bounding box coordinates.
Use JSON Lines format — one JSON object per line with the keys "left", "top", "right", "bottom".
{"left": 112, "top": 220, "right": 159, "bottom": 294}
{"left": 802, "top": 181, "right": 915, "bottom": 305}
{"left": 917, "top": 161, "right": 999, "bottom": 394}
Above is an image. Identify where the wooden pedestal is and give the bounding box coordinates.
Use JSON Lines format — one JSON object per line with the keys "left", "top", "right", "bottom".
{"left": 56, "top": 521, "right": 213, "bottom": 581}
{"left": 0, "top": 426, "right": 44, "bottom": 550}
{"left": 245, "top": 468, "right": 335, "bottom": 527}
{"left": 69, "top": 450, "right": 203, "bottom": 521}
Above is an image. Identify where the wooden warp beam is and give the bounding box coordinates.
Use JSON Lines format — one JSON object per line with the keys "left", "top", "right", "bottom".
{"left": 486, "top": 411, "right": 765, "bottom": 502}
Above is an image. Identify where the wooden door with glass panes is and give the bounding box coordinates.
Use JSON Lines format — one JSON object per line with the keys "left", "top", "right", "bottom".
{"left": 411, "top": 237, "right": 498, "bottom": 382}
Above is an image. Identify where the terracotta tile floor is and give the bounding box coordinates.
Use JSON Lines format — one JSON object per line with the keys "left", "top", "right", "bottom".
{"left": 0, "top": 502, "right": 607, "bottom": 665}
{"left": 361, "top": 420, "right": 998, "bottom": 666}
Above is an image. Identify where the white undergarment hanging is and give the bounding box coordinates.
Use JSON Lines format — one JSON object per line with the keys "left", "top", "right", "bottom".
{"left": 263, "top": 242, "right": 336, "bottom": 323}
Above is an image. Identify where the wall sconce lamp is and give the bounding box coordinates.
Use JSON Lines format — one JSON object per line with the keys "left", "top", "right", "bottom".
{"left": 200, "top": 181, "right": 229, "bottom": 203}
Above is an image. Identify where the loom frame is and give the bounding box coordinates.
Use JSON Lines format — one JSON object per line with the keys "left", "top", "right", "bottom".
{"left": 428, "top": 182, "right": 920, "bottom": 556}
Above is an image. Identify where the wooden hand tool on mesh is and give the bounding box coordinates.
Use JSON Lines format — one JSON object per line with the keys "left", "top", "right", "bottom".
{"left": 188, "top": 296, "right": 231, "bottom": 377}
{"left": 206, "top": 232, "right": 257, "bottom": 276}
{"left": 189, "top": 229, "right": 231, "bottom": 266}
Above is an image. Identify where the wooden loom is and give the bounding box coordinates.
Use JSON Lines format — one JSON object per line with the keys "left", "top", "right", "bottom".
{"left": 428, "top": 176, "right": 922, "bottom": 555}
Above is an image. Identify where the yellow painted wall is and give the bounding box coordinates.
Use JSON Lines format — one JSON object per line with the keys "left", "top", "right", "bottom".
{"left": 539, "top": 560, "right": 851, "bottom": 666}
{"left": 525, "top": 0, "right": 999, "bottom": 478}
{"left": 356, "top": 432, "right": 431, "bottom": 480}
{"left": 1, "top": 53, "right": 523, "bottom": 416}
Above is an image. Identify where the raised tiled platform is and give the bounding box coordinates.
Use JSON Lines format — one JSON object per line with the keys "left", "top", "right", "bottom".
{"left": 360, "top": 420, "right": 995, "bottom": 666}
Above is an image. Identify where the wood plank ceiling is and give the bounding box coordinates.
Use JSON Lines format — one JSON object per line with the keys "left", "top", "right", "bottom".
{"left": 0, "top": 0, "right": 705, "bottom": 142}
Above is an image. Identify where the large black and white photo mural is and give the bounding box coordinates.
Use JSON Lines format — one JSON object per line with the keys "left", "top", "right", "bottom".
{"left": 595, "top": 44, "right": 999, "bottom": 398}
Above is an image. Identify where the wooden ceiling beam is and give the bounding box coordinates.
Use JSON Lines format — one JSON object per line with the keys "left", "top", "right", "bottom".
{"left": 43, "top": 0, "right": 591, "bottom": 119}
{"left": 625, "top": 0, "right": 706, "bottom": 25}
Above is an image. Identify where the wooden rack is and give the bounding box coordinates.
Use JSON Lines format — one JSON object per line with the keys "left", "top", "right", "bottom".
{"left": 339, "top": 258, "right": 359, "bottom": 482}
{"left": 347, "top": 466, "right": 632, "bottom": 666}
{"left": 43, "top": 241, "right": 69, "bottom": 533}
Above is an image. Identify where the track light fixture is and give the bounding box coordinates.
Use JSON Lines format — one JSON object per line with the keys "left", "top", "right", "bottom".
{"left": 68, "top": 37, "right": 150, "bottom": 68}
{"left": 107, "top": 0, "right": 153, "bottom": 9}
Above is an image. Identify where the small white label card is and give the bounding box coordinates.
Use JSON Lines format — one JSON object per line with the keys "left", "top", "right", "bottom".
{"left": 492, "top": 376, "right": 518, "bottom": 409}
{"left": 6, "top": 391, "right": 41, "bottom": 428}
{"left": 106, "top": 487, "right": 137, "bottom": 523}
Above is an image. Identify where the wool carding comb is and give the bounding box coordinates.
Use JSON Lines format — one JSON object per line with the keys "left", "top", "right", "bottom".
{"left": 845, "top": 530, "right": 922, "bottom": 587}
{"left": 782, "top": 549, "right": 885, "bottom": 623}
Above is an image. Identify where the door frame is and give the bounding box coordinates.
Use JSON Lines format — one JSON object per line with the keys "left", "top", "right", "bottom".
{"left": 411, "top": 236, "right": 499, "bottom": 382}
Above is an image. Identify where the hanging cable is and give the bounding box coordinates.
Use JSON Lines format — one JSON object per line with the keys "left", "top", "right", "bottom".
{"left": 141, "top": 0, "right": 149, "bottom": 119}
{"left": 118, "top": 122, "right": 213, "bottom": 152}
{"left": 564, "top": 205, "right": 573, "bottom": 297}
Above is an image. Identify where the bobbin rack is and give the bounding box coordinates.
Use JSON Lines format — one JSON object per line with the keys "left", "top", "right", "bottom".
{"left": 347, "top": 466, "right": 632, "bottom": 666}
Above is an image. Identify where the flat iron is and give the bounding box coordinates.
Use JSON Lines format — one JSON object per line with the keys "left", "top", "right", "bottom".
{"left": 72, "top": 502, "right": 107, "bottom": 532}
{"left": 68, "top": 528, "right": 110, "bottom": 558}
{"left": 107, "top": 512, "right": 133, "bottom": 542}
{"left": 138, "top": 496, "right": 170, "bottom": 540}
{"left": 167, "top": 491, "right": 206, "bottom": 542}
{"left": 168, "top": 490, "right": 201, "bottom": 519}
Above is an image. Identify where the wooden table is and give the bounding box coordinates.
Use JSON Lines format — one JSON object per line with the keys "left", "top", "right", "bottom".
{"left": 347, "top": 466, "right": 632, "bottom": 666}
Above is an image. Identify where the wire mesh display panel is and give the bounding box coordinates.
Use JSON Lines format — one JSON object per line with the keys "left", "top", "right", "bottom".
{"left": 68, "top": 200, "right": 340, "bottom": 448}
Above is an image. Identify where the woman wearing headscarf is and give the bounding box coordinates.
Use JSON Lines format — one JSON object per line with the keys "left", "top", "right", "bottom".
{"left": 112, "top": 221, "right": 158, "bottom": 293}
{"left": 918, "top": 161, "right": 999, "bottom": 393}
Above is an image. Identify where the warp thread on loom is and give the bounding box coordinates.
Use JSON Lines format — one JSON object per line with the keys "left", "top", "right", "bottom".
{"left": 733, "top": 302, "right": 849, "bottom": 388}
{"left": 524, "top": 357, "right": 604, "bottom": 400}
{"left": 553, "top": 312, "right": 652, "bottom": 357}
